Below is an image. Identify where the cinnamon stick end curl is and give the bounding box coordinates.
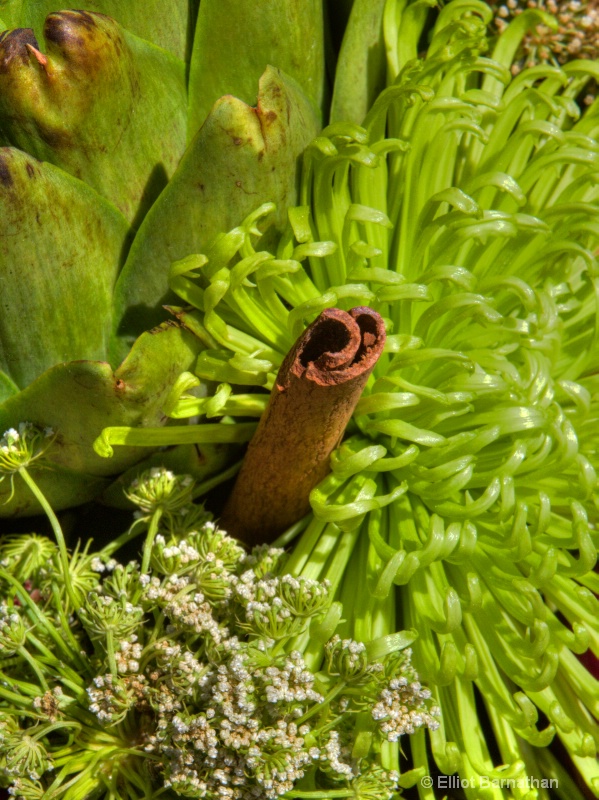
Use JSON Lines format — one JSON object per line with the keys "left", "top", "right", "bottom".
{"left": 221, "top": 307, "right": 385, "bottom": 544}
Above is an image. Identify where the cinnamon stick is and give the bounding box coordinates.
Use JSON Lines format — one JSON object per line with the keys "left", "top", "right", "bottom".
{"left": 220, "top": 306, "right": 386, "bottom": 544}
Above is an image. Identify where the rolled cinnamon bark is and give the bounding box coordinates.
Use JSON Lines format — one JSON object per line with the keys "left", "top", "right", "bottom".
{"left": 220, "top": 306, "right": 386, "bottom": 543}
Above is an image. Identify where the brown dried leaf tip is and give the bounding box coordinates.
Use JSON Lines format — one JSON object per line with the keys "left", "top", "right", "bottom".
{"left": 221, "top": 306, "right": 386, "bottom": 544}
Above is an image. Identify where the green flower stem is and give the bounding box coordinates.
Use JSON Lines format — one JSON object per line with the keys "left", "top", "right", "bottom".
{"left": 100, "top": 524, "right": 147, "bottom": 558}
{"left": 291, "top": 522, "right": 363, "bottom": 669}
{"left": 191, "top": 459, "right": 243, "bottom": 499}
{"left": 295, "top": 681, "right": 347, "bottom": 725}
{"left": 32, "top": 721, "right": 82, "bottom": 740}
{"left": 45, "top": 751, "right": 109, "bottom": 799}
{"left": 337, "top": 523, "right": 370, "bottom": 637}
{"left": 139, "top": 625, "right": 168, "bottom": 667}
{"left": 105, "top": 629, "right": 118, "bottom": 676}
{"left": 118, "top": 758, "right": 158, "bottom": 798}
{"left": 16, "top": 645, "right": 48, "bottom": 690}
{"left": 270, "top": 514, "right": 312, "bottom": 549}
{"left": 25, "top": 635, "right": 87, "bottom": 688}
{"left": 321, "top": 525, "right": 364, "bottom": 595}
{"left": 53, "top": 698, "right": 103, "bottom": 729}
{"left": 348, "top": 503, "right": 401, "bottom": 776}
{"left": 0, "top": 568, "right": 74, "bottom": 662}
{"left": 0, "top": 677, "right": 33, "bottom": 706}
{"left": 534, "top": 746, "right": 589, "bottom": 800}
{"left": 284, "top": 517, "right": 328, "bottom": 576}
{"left": 19, "top": 466, "right": 79, "bottom": 610}
{"left": 141, "top": 507, "right": 164, "bottom": 574}
{"left": 51, "top": 582, "right": 92, "bottom": 673}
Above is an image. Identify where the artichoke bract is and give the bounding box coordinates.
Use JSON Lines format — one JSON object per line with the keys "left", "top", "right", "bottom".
{"left": 0, "top": 2, "right": 324, "bottom": 516}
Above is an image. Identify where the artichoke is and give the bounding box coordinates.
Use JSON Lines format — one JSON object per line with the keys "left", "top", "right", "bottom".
{"left": 0, "top": 1, "right": 325, "bottom": 515}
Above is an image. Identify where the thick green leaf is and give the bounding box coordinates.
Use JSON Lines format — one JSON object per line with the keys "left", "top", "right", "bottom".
{"left": 112, "top": 66, "right": 321, "bottom": 358}
{"left": 329, "top": 0, "right": 387, "bottom": 124}
{"left": 0, "top": 12, "right": 187, "bottom": 225}
{"left": 188, "top": 0, "right": 326, "bottom": 140}
{"left": 0, "top": 371, "right": 19, "bottom": 403}
{"left": 0, "top": 0, "right": 195, "bottom": 60}
{"left": 0, "top": 147, "right": 128, "bottom": 389}
{"left": 0, "top": 322, "right": 199, "bottom": 516}
{"left": 0, "top": 463, "right": 110, "bottom": 518}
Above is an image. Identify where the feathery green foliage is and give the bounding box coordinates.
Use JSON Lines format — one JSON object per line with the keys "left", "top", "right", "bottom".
{"left": 0, "top": 467, "right": 438, "bottom": 799}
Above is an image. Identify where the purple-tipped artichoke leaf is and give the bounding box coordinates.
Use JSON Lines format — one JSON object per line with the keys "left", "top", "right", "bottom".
{"left": 0, "top": 12, "right": 187, "bottom": 224}
{"left": 0, "top": 1, "right": 193, "bottom": 59}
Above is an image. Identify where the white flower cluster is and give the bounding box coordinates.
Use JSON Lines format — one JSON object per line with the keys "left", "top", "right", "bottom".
{"left": 0, "top": 602, "right": 26, "bottom": 655}
{"left": 2, "top": 508, "right": 438, "bottom": 800}
{"left": 147, "top": 648, "right": 323, "bottom": 799}
{"left": 259, "top": 651, "right": 323, "bottom": 707}
{"left": 79, "top": 591, "right": 143, "bottom": 641}
{"left": 125, "top": 467, "right": 194, "bottom": 517}
{"left": 371, "top": 649, "right": 441, "bottom": 741}
{"left": 77, "top": 516, "right": 442, "bottom": 798}
{"left": 490, "top": 0, "right": 599, "bottom": 96}
{"left": 322, "top": 730, "right": 354, "bottom": 779}
{"left": 0, "top": 488, "right": 441, "bottom": 800}
{"left": 232, "top": 571, "right": 330, "bottom": 640}
{"left": 90, "top": 557, "right": 118, "bottom": 573}
{"left": 325, "top": 634, "right": 383, "bottom": 683}
{"left": 0, "top": 422, "right": 54, "bottom": 476}
{"left": 115, "top": 636, "right": 143, "bottom": 673}
{"left": 0, "top": 722, "right": 51, "bottom": 782}
{"left": 144, "top": 573, "right": 229, "bottom": 645}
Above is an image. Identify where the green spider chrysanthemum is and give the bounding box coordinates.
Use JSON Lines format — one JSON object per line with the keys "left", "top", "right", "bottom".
{"left": 96, "top": 1, "right": 599, "bottom": 796}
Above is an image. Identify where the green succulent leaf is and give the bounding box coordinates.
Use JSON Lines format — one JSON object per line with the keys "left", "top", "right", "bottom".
{"left": 187, "top": 0, "right": 326, "bottom": 140}
{"left": 0, "top": 371, "right": 18, "bottom": 403}
{"left": 0, "top": 147, "right": 128, "bottom": 389}
{"left": 0, "top": 322, "right": 199, "bottom": 515}
{"left": 329, "top": 0, "right": 387, "bottom": 124}
{"left": 2, "top": 462, "right": 110, "bottom": 517}
{"left": 112, "top": 65, "right": 321, "bottom": 357}
{"left": 0, "top": 0, "right": 195, "bottom": 59}
{"left": 0, "top": 12, "right": 187, "bottom": 225}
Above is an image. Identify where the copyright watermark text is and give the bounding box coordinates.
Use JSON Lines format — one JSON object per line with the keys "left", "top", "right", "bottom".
{"left": 420, "top": 775, "right": 558, "bottom": 790}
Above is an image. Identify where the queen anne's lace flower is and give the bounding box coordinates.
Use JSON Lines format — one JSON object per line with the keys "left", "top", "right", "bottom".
{"left": 0, "top": 509, "right": 435, "bottom": 799}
